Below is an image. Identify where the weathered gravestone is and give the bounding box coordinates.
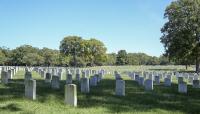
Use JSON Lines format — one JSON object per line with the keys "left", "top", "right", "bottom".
{"left": 51, "top": 75, "right": 60, "bottom": 89}
{"left": 164, "top": 78, "right": 171, "bottom": 87}
{"left": 98, "top": 73, "right": 103, "bottom": 81}
{"left": 24, "top": 71, "right": 32, "bottom": 84}
{"left": 82, "top": 71, "right": 86, "bottom": 78}
{"left": 193, "top": 80, "right": 200, "bottom": 88}
{"left": 154, "top": 76, "right": 160, "bottom": 85}
{"left": 58, "top": 71, "right": 63, "bottom": 80}
{"left": 90, "top": 75, "right": 98, "bottom": 86}
{"left": 188, "top": 76, "right": 194, "bottom": 84}
{"left": 41, "top": 70, "right": 46, "bottom": 79}
{"left": 7, "top": 69, "right": 13, "bottom": 79}
{"left": 96, "top": 74, "right": 101, "bottom": 83}
{"left": 65, "top": 84, "right": 77, "bottom": 107}
{"left": 25, "top": 79, "right": 36, "bottom": 100}
{"left": 76, "top": 73, "right": 80, "bottom": 81}
{"left": 115, "top": 73, "right": 122, "bottom": 80}
{"left": 115, "top": 79, "right": 125, "bottom": 96}
{"left": 1, "top": 71, "right": 8, "bottom": 84}
{"left": 130, "top": 72, "right": 135, "bottom": 80}
{"left": 81, "top": 77, "right": 90, "bottom": 93}
{"left": 178, "top": 82, "right": 187, "bottom": 93}
{"left": 86, "top": 70, "right": 90, "bottom": 77}
{"left": 45, "top": 73, "right": 52, "bottom": 83}
{"left": 66, "top": 73, "right": 73, "bottom": 84}
{"left": 11, "top": 69, "right": 15, "bottom": 77}
{"left": 139, "top": 77, "right": 144, "bottom": 86}
{"left": 76, "top": 69, "right": 81, "bottom": 81}
{"left": 135, "top": 74, "right": 140, "bottom": 83}
{"left": 178, "top": 77, "right": 184, "bottom": 84}
{"left": 149, "top": 74, "right": 153, "bottom": 80}
{"left": 144, "top": 79, "right": 153, "bottom": 91}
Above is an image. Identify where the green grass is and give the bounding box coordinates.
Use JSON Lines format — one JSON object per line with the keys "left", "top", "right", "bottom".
{"left": 0, "top": 69, "right": 200, "bottom": 114}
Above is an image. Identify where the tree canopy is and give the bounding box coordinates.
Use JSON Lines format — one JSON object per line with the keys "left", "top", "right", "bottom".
{"left": 161, "top": 0, "right": 200, "bottom": 72}
{"left": 60, "top": 36, "right": 107, "bottom": 67}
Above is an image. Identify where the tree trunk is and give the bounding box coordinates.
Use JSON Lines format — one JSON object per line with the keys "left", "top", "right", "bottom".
{"left": 73, "top": 50, "right": 77, "bottom": 68}
{"left": 195, "top": 56, "right": 200, "bottom": 74}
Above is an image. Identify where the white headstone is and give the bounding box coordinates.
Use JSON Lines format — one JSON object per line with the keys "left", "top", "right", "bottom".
{"left": 193, "top": 80, "right": 200, "bottom": 88}
{"left": 7, "top": 70, "right": 13, "bottom": 79}
{"left": 90, "top": 75, "right": 98, "bottom": 86}
{"left": 66, "top": 74, "right": 73, "bottom": 84}
{"left": 164, "top": 78, "right": 171, "bottom": 87}
{"left": 25, "top": 79, "right": 36, "bottom": 100}
{"left": 154, "top": 76, "right": 160, "bottom": 85}
{"left": 45, "top": 73, "right": 52, "bottom": 83}
{"left": 64, "top": 84, "right": 77, "bottom": 107}
{"left": 115, "top": 80, "right": 125, "bottom": 96}
{"left": 178, "top": 77, "right": 184, "bottom": 84}
{"left": 178, "top": 82, "right": 187, "bottom": 93}
{"left": 144, "top": 79, "right": 153, "bottom": 91}
{"left": 1, "top": 71, "right": 8, "bottom": 84}
{"left": 24, "top": 71, "right": 32, "bottom": 84}
{"left": 139, "top": 77, "right": 144, "bottom": 86}
{"left": 81, "top": 78, "right": 90, "bottom": 93}
{"left": 51, "top": 75, "right": 60, "bottom": 89}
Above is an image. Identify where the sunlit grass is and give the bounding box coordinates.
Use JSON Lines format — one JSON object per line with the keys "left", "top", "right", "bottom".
{"left": 0, "top": 66, "right": 200, "bottom": 114}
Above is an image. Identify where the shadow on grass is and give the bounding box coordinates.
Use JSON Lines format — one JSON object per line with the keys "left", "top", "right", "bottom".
{"left": 1, "top": 75, "right": 200, "bottom": 114}
{"left": 0, "top": 103, "right": 21, "bottom": 112}
{"left": 77, "top": 79, "right": 200, "bottom": 114}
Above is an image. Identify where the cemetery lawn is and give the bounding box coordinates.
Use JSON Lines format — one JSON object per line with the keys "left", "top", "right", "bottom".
{"left": 0, "top": 70, "right": 200, "bottom": 114}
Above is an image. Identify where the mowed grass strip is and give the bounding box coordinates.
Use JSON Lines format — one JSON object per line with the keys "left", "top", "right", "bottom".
{"left": 0, "top": 70, "right": 200, "bottom": 114}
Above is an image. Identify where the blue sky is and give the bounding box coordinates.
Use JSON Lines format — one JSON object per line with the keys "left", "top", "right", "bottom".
{"left": 0, "top": 0, "right": 172, "bottom": 56}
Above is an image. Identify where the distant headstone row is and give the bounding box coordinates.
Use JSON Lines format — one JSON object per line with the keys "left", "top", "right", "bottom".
{"left": 127, "top": 71, "right": 200, "bottom": 94}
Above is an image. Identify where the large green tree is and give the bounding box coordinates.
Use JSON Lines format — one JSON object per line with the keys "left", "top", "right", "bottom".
{"left": 10, "top": 45, "right": 39, "bottom": 66}
{"left": 60, "top": 36, "right": 107, "bottom": 67}
{"left": 39, "top": 48, "right": 58, "bottom": 67}
{"left": 23, "top": 53, "right": 44, "bottom": 66}
{"left": 161, "top": 0, "right": 200, "bottom": 72}
{"left": 116, "top": 50, "right": 128, "bottom": 65}
{"left": 60, "top": 36, "right": 83, "bottom": 67}
{"left": 81, "top": 39, "right": 107, "bottom": 66}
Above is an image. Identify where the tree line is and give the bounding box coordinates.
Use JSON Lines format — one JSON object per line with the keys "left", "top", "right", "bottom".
{"left": 0, "top": 36, "right": 171, "bottom": 67}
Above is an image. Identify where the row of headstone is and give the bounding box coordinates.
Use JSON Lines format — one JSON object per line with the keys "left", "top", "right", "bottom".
{"left": 1, "top": 66, "right": 20, "bottom": 84}
{"left": 24, "top": 71, "right": 78, "bottom": 107}
{"left": 128, "top": 71, "right": 200, "bottom": 93}
{"left": 33, "top": 67, "right": 107, "bottom": 107}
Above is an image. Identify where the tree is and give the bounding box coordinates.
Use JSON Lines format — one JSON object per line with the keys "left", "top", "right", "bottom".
{"left": 106, "top": 53, "right": 116, "bottom": 65}
{"left": 0, "top": 50, "right": 6, "bottom": 65}
{"left": 116, "top": 50, "right": 128, "bottom": 65}
{"left": 39, "top": 48, "right": 58, "bottom": 67}
{"left": 159, "top": 56, "right": 171, "bottom": 65}
{"left": 10, "top": 45, "right": 39, "bottom": 66}
{"left": 57, "top": 53, "right": 70, "bottom": 66}
{"left": 60, "top": 36, "right": 107, "bottom": 67}
{"left": 60, "top": 36, "right": 83, "bottom": 67}
{"left": 146, "top": 56, "right": 160, "bottom": 65}
{"left": 82, "top": 39, "right": 107, "bottom": 66}
{"left": 22, "top": 53, "right": 44, "bottom": 66}
{"left": 161, "top": 0, "right": 200, "bottom": 73}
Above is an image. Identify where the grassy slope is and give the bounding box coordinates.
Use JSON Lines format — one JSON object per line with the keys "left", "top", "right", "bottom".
{"left": 0, "top": 70, "right": 200, "bottom": 114}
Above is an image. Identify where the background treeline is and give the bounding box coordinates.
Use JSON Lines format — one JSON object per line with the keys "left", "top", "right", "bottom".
{"left": 0, "top": 36, "right": 171, "bottom": 67}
